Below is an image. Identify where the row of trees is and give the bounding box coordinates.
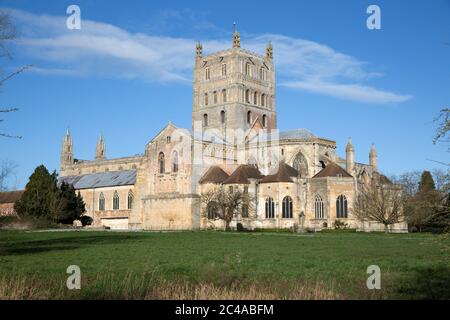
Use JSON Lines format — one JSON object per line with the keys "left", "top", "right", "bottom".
{"left": 14, "top": 165, "right": 86, "bottom": 224}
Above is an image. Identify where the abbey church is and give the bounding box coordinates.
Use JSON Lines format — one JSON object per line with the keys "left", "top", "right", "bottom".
{"left": 59, "top": 30, "right": 407, "bottom": 232}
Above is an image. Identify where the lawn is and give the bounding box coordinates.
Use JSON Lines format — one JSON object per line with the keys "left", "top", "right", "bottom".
{"left": 0, "top": 230, "right": 449, "bottom": 299}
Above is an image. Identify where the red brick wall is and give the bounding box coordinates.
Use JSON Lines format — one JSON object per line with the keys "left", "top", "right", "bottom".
{"left": 0, "top": 203, "right": 17, "bottom": 217}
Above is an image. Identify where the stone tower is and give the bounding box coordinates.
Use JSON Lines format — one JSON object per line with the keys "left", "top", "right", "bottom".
{"left": 95, "top": 133, "right": 106, "bottom": 160}
{"left": 192, "top": 27, "right": 277, "bottom": 140}
{"left": 60, "top": 128, "right": 74, "bottom": 169}
{"left": 346, "top": 137, "right": 354, "bottom": 173}
{"left": 370, "top": 144, "right": 378, "bottom": 172}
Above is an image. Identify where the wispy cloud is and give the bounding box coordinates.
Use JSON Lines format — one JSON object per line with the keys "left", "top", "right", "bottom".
{"left": 5, "top": 8, "right": 412, "bottom": 104}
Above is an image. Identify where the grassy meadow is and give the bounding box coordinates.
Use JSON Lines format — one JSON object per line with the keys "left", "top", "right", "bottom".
{"left": 0, "top": 230, "right": 449, "bottom": 299}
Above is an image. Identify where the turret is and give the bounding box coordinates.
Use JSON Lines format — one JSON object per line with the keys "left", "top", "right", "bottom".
{"left": 95, "top": 132, "right": 106, "bottom": 160}
{"left": 232, "top": 22, "right": 240, "bottom": 48}
{"left": 346, "top": 137, "right": 355, "bottom": 173}
{"left": 196, "top": 42, "right": 202, "bottom": 60}
{"left": 266, "top": 42, "right": 273, "bottom": 60}
{"left": 370, "top": 144, "right": 378, "bottom": 172}
{"left": 61, "top": 128, "right": 74, "bottom": 168}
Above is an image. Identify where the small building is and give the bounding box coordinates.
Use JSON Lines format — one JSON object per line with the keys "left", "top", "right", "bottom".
{"left": 0, "top": 190, "right": 24, "bottom": 217}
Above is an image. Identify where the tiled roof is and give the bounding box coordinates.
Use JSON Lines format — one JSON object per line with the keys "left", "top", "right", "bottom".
{"left": 58, "top": 170, "right": 136, "bottom": 190}
{"left": 223, "top": 165, "right": 262, "bottom": 185}
{"left": 313, "top": 162, "right": 352, "bottom": 178}
{"left": 261, "top": 162, "right": 298, "bottom": 183}
{"left": 280, "top": 129, "right": 316, "bottom": 140}
{"left": 0, "top": 190, "right": 24, "bottom": 204}
{"left": 199, "top": 166, "right": 229, "bottom": 184}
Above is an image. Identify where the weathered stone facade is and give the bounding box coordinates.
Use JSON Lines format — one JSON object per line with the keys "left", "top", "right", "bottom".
{"left": 59, "top": 31, "right": 407, "bottom": 232}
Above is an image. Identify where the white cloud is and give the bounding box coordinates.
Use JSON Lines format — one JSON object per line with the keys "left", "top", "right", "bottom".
{"left": 5, "top": 8, "right": 412, "bottom": 104}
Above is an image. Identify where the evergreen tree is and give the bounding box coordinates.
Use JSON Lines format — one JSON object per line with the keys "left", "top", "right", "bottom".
{"left": 51, "top": 182, "right": 85, "bottom": 224}
{"left": 419, "top": 171, "right": 436, "bottom": 193}
{"left": 14, "top": 165, "right": 57, "bottom": 218}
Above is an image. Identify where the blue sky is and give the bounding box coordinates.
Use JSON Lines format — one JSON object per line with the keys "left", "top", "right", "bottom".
{"left": 0, "top": 0, "right": 449, "bottom": 189}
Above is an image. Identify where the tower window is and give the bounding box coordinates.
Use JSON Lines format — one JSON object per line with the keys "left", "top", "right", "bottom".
{"left": 220, "top": 110, "right": 226, "bottom": 124}
{"left": 222, "top": 89, "right": 227, "bottom": 103}
{"left": 203, "top": 114, "right": 208, "bottom": 127}
{"left": 261, "top": 94, "right": 266, "bottom": 107}
{"left": 205, "top": 68, "right": 210, "bottom": 80}
{"left": 166, "top": 136, "right": 171, "bottom": 144}
{"left": 247, "top": 111, "right": 252, "bottom": 124}
{"left": 158, "top": 152, "right": 165, "bottom": 174}
{"left": 245, "top": 89, "right": 250, "bottom": 103}
{"left": 245, "top": 62, "right": 251, "bottom": 76}
{"left": 204, "top": 93, "right": 208, "bottom": 106}
{"left": 254, "top": 92, "right": 258, "bottom": 105}
{"left": 222, "top": 64, "right": 227, "bottom": 76}
{"left": 172, "top": 151, "right": 179, "bottom": 173}
{"left": 213, "top": 91, "right": 218, "bottom": 104}
{"left": 262, "top": 115, "right": 267, "bottom": 128}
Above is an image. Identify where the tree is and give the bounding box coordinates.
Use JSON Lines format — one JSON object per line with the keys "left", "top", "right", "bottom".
{"left": 0, "top": 159, "right": 16, "bottom": 191}
{"left": 390, "top": 171, "right": 421, "bottom": 198}
{"left": 201, "top": 187, "right": 254, "bottom": 231}
{"left": 15, "top": 165, "right": 86, "bottom": 225}
{"left": 353, "top": 180, "right": 403, "bottom": 233}
{"left": 50, "top": 182, "right": 86, "bottom": 224}
{"left": 419, "top": 171, "right": 436, "bottom": 193}
{"left": 404, "top": 171, "right": 443, "bottom": 232}
{"left": 433, "top": 107, "right": 449, "bottom": 151}
{"left": 0, "top": 10, "right": 30, "bottom": 139}
{"left": 14, "top": 165, "right": 58, "bottom": 218}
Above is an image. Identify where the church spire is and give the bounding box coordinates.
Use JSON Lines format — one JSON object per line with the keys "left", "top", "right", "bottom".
{"left": 95, "top": 132, "right": 106, "bottom": 160}
{"left": 232, "top": 22, "right": 240, "bottom": 48}
{"left": 196, "top": 42, "right": 203, "bottom": 59}
{"left": 370, "top": 143, "right": 378, "bottom": 172}
{"left": 266, "top": 41, "right": 273, "bottom": 59}
{"left": 346, "top": 137, "right": 355, "bottom": 173}
{"left": 61, "top": 127, "right": 74, "bottom": 168}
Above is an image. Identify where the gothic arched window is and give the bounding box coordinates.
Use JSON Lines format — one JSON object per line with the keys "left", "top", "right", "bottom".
{"left": 282, "top": 196, "right": 293, "bottom": 218}
{"left": 262, "top": 114, "right": 267, "bottom": 128}
{"left": 158, "top": 152, "right": 165, "bottom": 174}
{"left": 254, "top": 92, "right": 258, "bottom": 105}
{"left": 127, "top": 190, "right": 134, "bottom": 210}
{"left": 245, "top": 89, "right": 250, "bottom": 103}
{"left": 261, "top": 94, "right": 266, "bottom": 107}
{"left": 204, "top": 93, "right": 208, "bottom": 106}
{"left": 205, "top": 68, "right": 210, "bottom": 80}
{"left": 293, "top": 152, "right": 309, "bottom": 178}
{"left": 265, "top": 197, "right": 275, "bottom": 219}
{"left": 172, "top": 151, "right": 179, "bottom": 173}
{"left": 99, "top": 192, "right": 105, "bottom": 211}
{"left": 220, "top": 110, "right": 226, "bottom": 124}
{"left": 222, "top": 89, "right": 227, "bottom": 103}
{"left": 336, "top": 195, "right": 348, "bottom": 218}
{"left": 113, "top": 191, "right": 120, "bottom": 210}
{"left": 247, "top": 111, "right": 252, "bottom": 124}
{"left": 203, "top": 113, "right": 208, "bottom": 127}
{"left": 315, "top": 195, "right": 324, "bottom": 219}
{"left": 207, "top": 201, "right": 218, "bottom": 219}
{"left": 213, "top": 91, "right": 218, "bottom": 104}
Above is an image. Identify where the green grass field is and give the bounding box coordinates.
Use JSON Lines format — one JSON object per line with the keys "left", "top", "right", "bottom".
{"left": 0, "top": 230, "right": 449, "bottom": 299}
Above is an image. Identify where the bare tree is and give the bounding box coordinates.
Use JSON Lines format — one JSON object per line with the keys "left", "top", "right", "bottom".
{"left": 433, "top": 107, "right": 449, "bottom": 152}
{"left": 0, "top": 160, "right": 17, "bottom": 191}
{"left": 353, "top": 181, "right": 404, "bottom": 233}
{"left": 0, "top": 10, "right": 30, "bottom": 139}
{"left": 201, "top": 186, "right": 254, "bottom": 231}
{"left": 390, "top": 171, "right": 421, "bottom": 198}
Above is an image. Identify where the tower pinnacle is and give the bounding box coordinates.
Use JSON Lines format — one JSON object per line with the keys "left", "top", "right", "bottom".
{"left": 232, "top": 22, "right": 240, "bottom": 48}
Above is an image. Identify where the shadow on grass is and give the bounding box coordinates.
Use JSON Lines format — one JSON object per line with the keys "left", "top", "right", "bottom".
{"left": 396, "top": 266, "right": 450, "bottom": 299}
{"left": 0, "top": 233, "right": 145, "bottom": 256}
